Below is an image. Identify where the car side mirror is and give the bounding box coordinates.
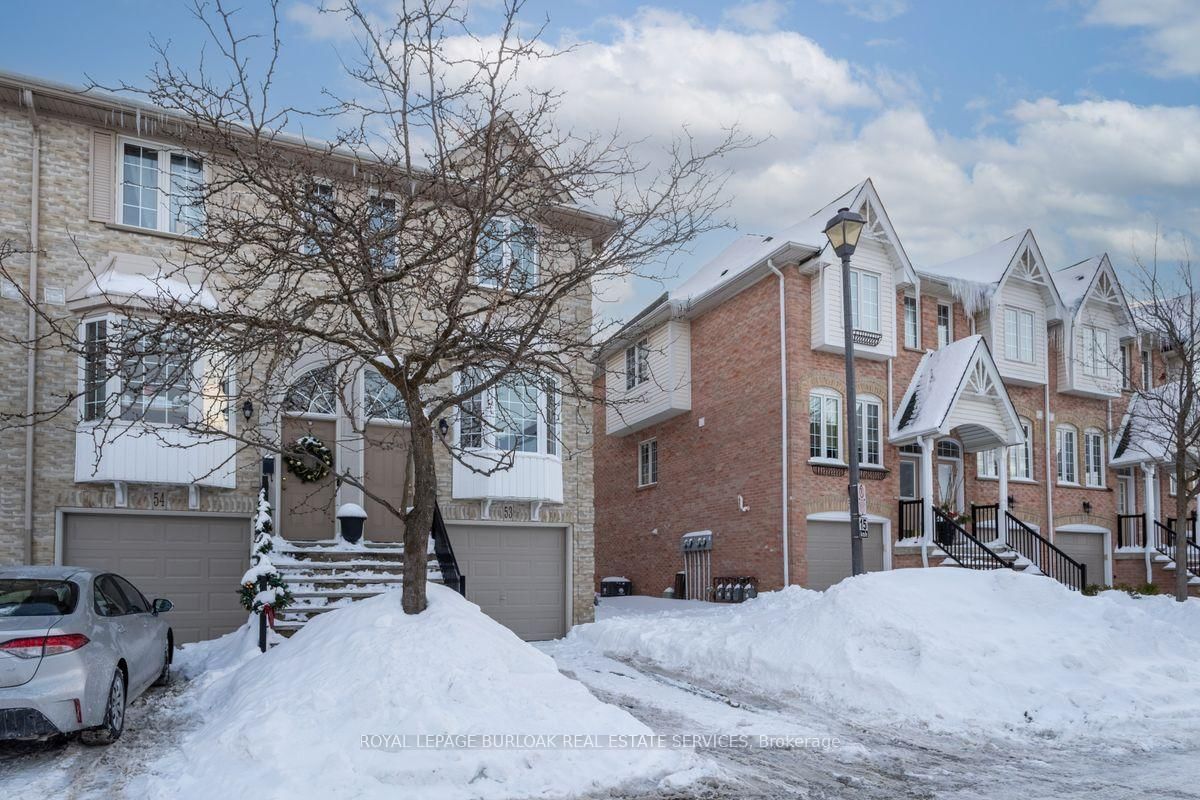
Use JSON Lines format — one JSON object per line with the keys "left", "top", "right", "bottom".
{"left": 152, "top": 598, "right": 173, "bottom": 615}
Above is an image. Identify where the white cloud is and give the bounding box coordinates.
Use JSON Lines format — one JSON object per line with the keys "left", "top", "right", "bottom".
{"left": 722, "top": 0, "right": 789, "bottom": 32}
{"left": 285, "top": 3, "right": 357, "bottom": 42}
{"left": 823, "top": 0, "right": 909, "bottom": 23}
{"left": 1084, "top": 0, "right": 1200, "bottom": 77}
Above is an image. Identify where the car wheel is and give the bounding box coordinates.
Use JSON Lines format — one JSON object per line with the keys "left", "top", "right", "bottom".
{"left": 153, "top": 637, "right": 172, "bottom": 687}
{"left": 80, "top": 668, "right": 126, "bottom": 746}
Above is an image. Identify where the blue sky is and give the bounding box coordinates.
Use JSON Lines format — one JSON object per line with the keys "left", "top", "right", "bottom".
{"left": 4, "top": 1, "right": 1198, "bottom": 322}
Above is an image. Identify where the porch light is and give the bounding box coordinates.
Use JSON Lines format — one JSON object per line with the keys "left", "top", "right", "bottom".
{"left": 242, "top": 399, "right": 254, "bottom": 422}
{"left": 1083, "top": 500, "right": 1092, "bottom": 515}
{"left": 438, "top": 418, "right": 450, "bottom": 436}
{"left": 823, "top": 207, "right": 866, "bottom": 259}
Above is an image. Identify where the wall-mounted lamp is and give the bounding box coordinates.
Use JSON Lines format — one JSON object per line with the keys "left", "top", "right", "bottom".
{"left": 1008, "top": 495, "right": 1016, "bottom": 509}
{"left": 1082, "top": 500, "right": 1093, "bottom": 515}
{"left": 242, "top": 399, "right": 254, "bottom": 422}
{"left": 438, "top": 418, "right": 450, "bottom": 437}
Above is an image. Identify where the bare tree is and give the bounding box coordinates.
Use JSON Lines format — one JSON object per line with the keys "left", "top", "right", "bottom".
{"left": 0, "top": 0, "right": 746, "bottom": 613}
{"left": 1121, "top": 242, "right": 1199, "bottom": 602}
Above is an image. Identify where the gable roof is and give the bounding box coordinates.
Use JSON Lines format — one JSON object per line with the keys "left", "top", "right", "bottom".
{"left": 1052, "top": 253, "right": 1134, "bottom": 326}
{"left": 891, "top": 335, "right": 1023, "bottom": 451}
{"left": 670, "top": 178, "right": 917, "bottom": 308}
{"left": 1110, "top": 380, "right": 1199, "bottom": 467}
{"left": 919, "top": 229, "right": 1066, "bottom": 318}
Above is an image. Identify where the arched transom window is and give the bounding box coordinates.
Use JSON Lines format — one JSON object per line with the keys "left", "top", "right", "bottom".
{"left": 285, "top": 366, "right": 337, "bottom": 415}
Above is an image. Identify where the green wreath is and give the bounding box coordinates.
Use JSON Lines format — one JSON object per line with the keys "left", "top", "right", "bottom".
{"left": 283, "top": 434, "right": 334, "bottom": 483}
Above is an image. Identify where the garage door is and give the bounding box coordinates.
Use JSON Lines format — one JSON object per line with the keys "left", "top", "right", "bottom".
{"left": 446, "top": 524, "right": 566, "bottom": 641}
{"left": 63, "top": 514, "right": 250, "bottom": 644}
{"left": 806, "top": 520, "right": 885, "bottom": 591}
{"left": 1054, "top": 530, "right": 1106, "bottom": 588}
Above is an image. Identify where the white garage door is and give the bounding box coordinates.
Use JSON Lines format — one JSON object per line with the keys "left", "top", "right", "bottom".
{"left": 806, "top": 520, "right": 886, "bottom": 591}
{"left": 446, "top": 524, "right": 566, "bottom": 641}
{"left": 63, "top": 513, "right": 250, "bottom": 644}
{"left": 1055, "top": 530, "right": 1107, "bottom": 588}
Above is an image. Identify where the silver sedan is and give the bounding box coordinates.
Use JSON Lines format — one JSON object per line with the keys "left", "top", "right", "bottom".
{"left": 0, "top": 566, "right": 173, "bottom": 744}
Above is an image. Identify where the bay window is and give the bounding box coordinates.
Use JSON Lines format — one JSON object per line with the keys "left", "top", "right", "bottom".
{"left": 625, "top": 338, "right": 650, "bottom": 390}
{"left": 82, "top": 320, "right": 108, "bottom": 422}
{"left": 117, "top": 329, "right": 191, "bottom": 425}
{"left": 121, "top": 140, "right": 205, "bottom": 236}
{"left": 457, "top": 369, "right": 560, "bottom": 456}
{"left": 809, "top": 389, "right": 841, "bottom": 462}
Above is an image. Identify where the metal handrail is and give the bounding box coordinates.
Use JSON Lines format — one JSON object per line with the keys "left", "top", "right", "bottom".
{"left": 1153, "top": 519, "right": 1200, "bottom": 578}
{"left": 933, "top": 507, "right": 1012, "bottom": 571}
{"left": 1005, "top": 512, "right": 1087, "bottom": 591}
{"left": 971, "top": 503, "right": 999, "bottom": 539}
{"left": 899, "top": 499, "right": 924, "bottom": 539}
{"left": 1116, "top": 513, "right": 1146, "bottom": 549}
{"left": 430, "top": 502, "right": 466, "bottom": 596}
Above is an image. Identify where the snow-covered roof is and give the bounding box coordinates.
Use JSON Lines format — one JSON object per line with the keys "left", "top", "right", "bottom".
{"left": 918, "top": 230, "right": 1066, "bottom": 319}
{"left": 921, "top": 234, "right": 1020, "bottom": 286}
{"left": 1053, "top": 256, "right": 1103, "bottom": 315}
{"left": 891, "top": 335, "right": 1023, "bottom": 451}
{"left": 1111, "top": 380, "right": 1199, "bottom": 467}
{"left": 66, "top": 252, "right": 218, "bottom": 311}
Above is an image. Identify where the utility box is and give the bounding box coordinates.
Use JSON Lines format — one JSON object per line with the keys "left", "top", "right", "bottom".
{"left": 600, "top": 577, "right": 632, "bottom": 597}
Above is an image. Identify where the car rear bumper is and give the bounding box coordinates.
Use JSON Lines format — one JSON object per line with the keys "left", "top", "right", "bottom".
{"left": 0, "top": 707, "right": 62, "bottom": 739}
{"left": 0, "top": 656, "right": 93, "bottom": 738}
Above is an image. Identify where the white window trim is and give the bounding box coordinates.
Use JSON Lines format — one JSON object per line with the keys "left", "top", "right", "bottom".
{"left": 1081, "top": 325, "right": 1110, "bottom": 378}
{"left": 624, "top": 338, "right": 650, "bottom": 390}
{"left": 808, "top": 388, "right": 844, "bottom": 464}
{"left": 856, "top": 395, "right": 884, "bottom": 468}
{"left": 474, "top": 215, "right": 539, "bottom": 290}
{"left": 849, "top": 269, "right": 882, "bottom": 334}
{"left": 1083, "top": 428, "right": 1106, "bottom": 488}
{"left": 454, "top": 369, "right": 560, "bottom": 459}
{"left": 638, "top": 438, "right": 659, "bottom": 487}
{"left": 116, "top": 135, "right": 206, "bottom": 237}
{"left": 902, "top": 295, "right": 918, "bottom": 349}
{"left": 936, "top": 303, "right": 953, "bottom": 349}
{"left": 1004, "top": 306, "right": 1036, "bottom": 364}
{"left": 898, "top": 457, "right": 919, "bottom": 500}
{"left": 1056, "top": 425, "right": 1079, "bottom": 486}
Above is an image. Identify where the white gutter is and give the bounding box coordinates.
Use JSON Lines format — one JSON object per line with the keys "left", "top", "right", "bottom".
{"left": 23, "top": 89, "right": 39, "bottom": 564}
{"left": 1044, "top": 377, "right": 1054, "bottom": 541}
{"left": 767, "top": 258, "right": 790, "bottom": 586}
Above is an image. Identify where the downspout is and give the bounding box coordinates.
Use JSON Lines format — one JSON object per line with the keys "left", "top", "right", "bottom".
{"left": 767, "top": 258, "right": 790, "bottom": 586}
{"left": 23, "top": 90, "right": 40, "bottom": 565}
{"left": 1044, "top": 374, "right": 1053, "bottom": 542}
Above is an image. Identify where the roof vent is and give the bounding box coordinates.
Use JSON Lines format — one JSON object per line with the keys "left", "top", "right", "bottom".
{"left": 719, "top": 269, "right": 728, "bottom": 276}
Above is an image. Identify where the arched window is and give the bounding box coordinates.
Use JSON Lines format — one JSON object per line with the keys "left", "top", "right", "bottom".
{"left": 285, "top": 366, "right": 337, "bottom": 415}
{"left": 364, "top": 369, "right": 409, "bottom": 422}
{"left": 1056, "top": 425, "right": 1078, "bottom": 485}
{"left": 936, "top": 439, "right": 961, "bottom": 460}
{"left": 809, "top": 388, "right": 842, "bottom": 462}
{"left": 856, "top": 395, "right": 883, "bottom": 467}
{"left": 1010, "top": 418, "right": 1033, "bottom": 480}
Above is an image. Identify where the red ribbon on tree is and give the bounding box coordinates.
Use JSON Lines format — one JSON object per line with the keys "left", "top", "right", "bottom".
{"left": 264, "top": 604, "right": 276, "bottom": 630}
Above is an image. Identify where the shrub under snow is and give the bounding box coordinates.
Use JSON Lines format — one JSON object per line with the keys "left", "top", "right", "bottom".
{"left": 574, "top": 569, "right": 1200, "bottom": 743}
{"left": 136, "top": 584, "right": 702, "bottom": 799}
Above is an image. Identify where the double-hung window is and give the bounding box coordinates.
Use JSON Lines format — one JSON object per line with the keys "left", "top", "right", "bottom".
{"left": 82, "top": 320, "right": 108, "bottom": 421}
{"left": 937, "top": 303, "right": 952, "bottom": 349}
{"left": 1120, "top": 345, "right": 1131, "bottom": 390}
{"left": 1004, "top": 307, "right": 1035, "bottom": 363}
{"left": 457, "top": 369, "right": 559, "bottom": 457}
{"left": 903, "top": 295, "right": 918, "bottom": 349}
{"left": 624, "top": 339, "right": 650, "bottom": 390}
{"left": 1141, "top": 350, "right": 1152, "bottom": 389}
{"left": 849, "top": 270, "right": 881, "bottom": 333}
{"left": 121, "top": 141, "right": 206, "bottom": 236}
{"left": 458, "top": 368, "right": 485, "bottom": 449}
{"left": 638, "top": 439, "right": 658, "bottom": 487}
{"left": 1056, "top": 426, "right": 1078, "bottom": 484}
{"left": 809, "top": 390, "right": 841, "bottom": 461}
{"left": 856, "top": 397, "right": 882, "bottom": 467}
{"left": 977, "top": 449, "right": 999, "bottom": 478}
{"left": 1084, "top": 429, "right": 1105, "bottom": 488}
{"left": 300, "top": 183, "right": 334, "bottom": 256}
{"left": 1082, "top": 326, "right": 1109, "bottom": 377}
{"left": 117, "top": 329, "right": 190, "bottom": 425}
{"left": 368, "top": 197, "right": 398, "bottom": 270}
{"left": 476, "top": 216, "right": 538, "bottom": 290}
{"left": 1009, "top": 419, "right": 1033, "bottom": 480}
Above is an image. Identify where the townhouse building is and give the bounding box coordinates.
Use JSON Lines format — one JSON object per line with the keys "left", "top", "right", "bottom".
{"left": 595, "top": 179, "right": 1195, "bottom": 599}
{"left": 0, "top": 71, "right": 596, "bottom": 643}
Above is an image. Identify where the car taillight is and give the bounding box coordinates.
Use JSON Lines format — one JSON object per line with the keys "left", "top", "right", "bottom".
{"left": 0, "top": 634, "right": 89, "bottom": 659}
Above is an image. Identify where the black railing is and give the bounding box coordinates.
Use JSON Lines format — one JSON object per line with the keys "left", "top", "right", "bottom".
{"left": 899, "top": 499, "right": 924, "bottom": 540}
{"left": 1116, "top": 513, "right": 1146, "bottom": 549}
{"left": 932, "top": 507, "right": 1012, "bottom": 571}
{"left": 430, "top": 502, "right": 466, "bottom": 596}
{"left": 1153, "top": 519, "right": 1200, "bottom": 578}
{"left": 1005, "top": 512, "right": 1087, "bottom": 591}
{"left": 971, "top": 503, "right": 999, "bottom": 540}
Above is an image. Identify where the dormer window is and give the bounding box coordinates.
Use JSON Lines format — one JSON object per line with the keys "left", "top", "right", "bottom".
{"left": 1004, "top": 307, "right": 1035, "bottom": 363}
{"left": 849, "top": 270, "right": 881, "bottom": 333}
{"left": 1081, "top": 326, "right": 1109, "bottom": 377}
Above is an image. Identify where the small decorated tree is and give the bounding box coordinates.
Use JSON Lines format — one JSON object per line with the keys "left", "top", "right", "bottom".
{"left": 240, "top": 489, "right": 293, "bottom": 636}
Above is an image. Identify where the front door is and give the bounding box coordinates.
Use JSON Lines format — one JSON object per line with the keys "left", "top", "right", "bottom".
{"left": 936, "top": 461, "right": 960, "bottom": 509}
{"left": 363, "top": 423, "right": 410, "bottom": 542}
{"left": 280, "top": 417, "right": 339, "bottom": 540}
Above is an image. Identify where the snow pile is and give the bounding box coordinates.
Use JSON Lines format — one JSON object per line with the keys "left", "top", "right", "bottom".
{"left": 173, "top": 615, "right": 280, "bottom": 683}
{"left": 136, "top": 585, "right": 702, "bottom": 799}
{"left": 572, "top": 570, "right": 1200, "bottom": 743}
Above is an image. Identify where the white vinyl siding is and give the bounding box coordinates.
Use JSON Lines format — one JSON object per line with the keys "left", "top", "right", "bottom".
{"left": 1057, "top": 426, "right": 1078, "bottom": 485}
{"left": 811, "top": 236, "right": 897, "bottom": 359}
{"left": 604, "top": 320, "right": 692, "bottom": 437}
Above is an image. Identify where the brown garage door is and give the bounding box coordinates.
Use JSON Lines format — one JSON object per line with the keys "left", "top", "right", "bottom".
{"left": 446, "top": 524, "right": 566, "bottom": 641}
{"left": 63, "top": 513, "right": 250, "bottom": 644}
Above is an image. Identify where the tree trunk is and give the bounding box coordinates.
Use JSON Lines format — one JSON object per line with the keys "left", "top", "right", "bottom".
{"left": 1175, "top": 464, "right": 1191, "bottom": 603}
{"left": 401, "top": 412, "right": 437, "bottom": 614}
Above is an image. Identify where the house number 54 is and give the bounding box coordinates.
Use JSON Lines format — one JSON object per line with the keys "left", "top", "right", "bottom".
{"left": 151, "top": 491, "right": 167, "bottom": 508}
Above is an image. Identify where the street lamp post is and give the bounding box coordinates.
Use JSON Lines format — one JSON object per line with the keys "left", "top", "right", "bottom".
{"left": 824, "top": 207, "right": 867, "bottom": 576}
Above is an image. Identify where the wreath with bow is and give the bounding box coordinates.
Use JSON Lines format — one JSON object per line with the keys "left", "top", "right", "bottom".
{"left": 283, "top": 434, "right": 334, "bottom": 483}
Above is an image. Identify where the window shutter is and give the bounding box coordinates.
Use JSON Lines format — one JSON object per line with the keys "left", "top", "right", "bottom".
{"left": 89, "top": 130, "right": 115, "bottom": 223}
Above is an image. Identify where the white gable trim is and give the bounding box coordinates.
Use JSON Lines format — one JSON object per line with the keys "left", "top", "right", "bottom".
{"left": 852, "top": 178, "right": 919, "bottom": 290}
{"left": 992, "top": 230, "right": 1067, "bottom": 323}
